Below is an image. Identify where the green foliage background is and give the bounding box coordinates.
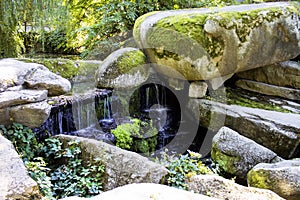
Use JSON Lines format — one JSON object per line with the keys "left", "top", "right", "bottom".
{"left": 0, "top": 0, "right": 245, "bottom": 58}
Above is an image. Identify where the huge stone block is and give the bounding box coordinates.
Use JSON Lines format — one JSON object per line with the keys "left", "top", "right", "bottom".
{"left": 188, "top": 99, "right": 300, "bottom": 158}
{"left": 211, "top": 127, "right": 282, "bottom": 180}
{"left": 187, "top": 174, "right": 284, "bottom": 200}
{"left": 10, "top": 101, "right": 51, "bottom": 128}
{"left": 0, "top": 134, "right": 41, "bottom": 199}
{"left": 248, "top": 159, "right": 300, "bottom": 200}
{"left": 237, "top": 61, "right": 300, "bottom": 90}
{"left": 134, "top": 2, "right": 300, "bottom": 81}
{"left": 55, "top": 135, "right": 168, "bottom": 191}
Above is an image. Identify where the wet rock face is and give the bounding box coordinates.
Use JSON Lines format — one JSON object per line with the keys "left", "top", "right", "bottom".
{"left": 95, "top": 48, "right": 149, "bottom": 89}
{"left": 133, "top": 2, "right": 300, "bottom": 81}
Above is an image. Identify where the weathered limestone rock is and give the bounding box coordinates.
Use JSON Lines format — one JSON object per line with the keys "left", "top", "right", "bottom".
{"left": 0, "top": 58, "right": 71, "bottom": 96}
{"left": 10, "top": 101, "right": 51, "bottom": 128}
{"left": 60, "top": 183, "right": 217, "bottom": 200}
{"left": 0, "top": 58, "right": 72, "bottom": 127}
{"left": 189, "top": 99, "right": 300, "bottom": 158}
{"left": 237, "top": 61, "right": 300, "bottom": 89}
{"left": 22, "top": 58, "right": 102, "bottom": 83}
{"left": 248, "top": 159, "right": 300, "bottom": 200}
{"left": 0, "top": 89, "right": 48, "bottom": 109}
{"left": 55, "top": 135, "right": 168, "bottom": 191}
{"left": 211, "top": 127, "right": 282, "bottom": 180}
{"left": 0, "top": 133, "right": 41, "bottom": 200}
{"left": 134, "top": 2, "right": 300, "bottom": 81}
{"left": 236, "top": 79, "right": 300, "bottom": 100}
{"left": 95, "top": 48, "right": 149, "bottom": 89}
{"left": 0, "top": 108, "right": 10, "bottom": 126}
{"left": 24, "top": 68, "right": 71, "bottom": 96}
{"left": 0, "top": 58, "right": 47, "bottom": 92}
{"left": 187, "top": 174, "right": 284, "bottom": 200}
{"left": 189, "top": 81, "right": 208, "bottom": 98}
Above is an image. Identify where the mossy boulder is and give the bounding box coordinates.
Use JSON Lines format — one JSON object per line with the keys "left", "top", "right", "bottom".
{"left": 133, "top": 2, "right": 300, "bottom": 81}
{"left": 95, "top": 48, "right": 149, "bottom": 89}
{"left": 211, "top": 127, "right": 283, "bottom": 181}
{"left": 247, "top": 159, "right": 300, "bottom": 200}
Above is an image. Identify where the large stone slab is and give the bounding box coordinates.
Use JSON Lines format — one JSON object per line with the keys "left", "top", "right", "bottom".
{"left": 188, "top": 99, "right": 300, "bottom": 158}
{"left": 0, "top": 89, "right": 48, "bottom": 109}
{"left": 24, "top": 68, "right": 71, "bottom": 96}
{"left": 236, "top": 79, "right": 300, "bottom": 100}
{"left": 10, "top": 101, "right": 51, "bottom": 128}
{"left": 133, "top": 2, "right": 300, "bottom": 81}
{"left": 187, "top": 174, "right": 284, "bottom": 200}
{"left": 0, "top": 58, "right": 47, "bottom": 92}
{"left": 55, "top": 135, "right": 168, "bottom": 191}
{"left": 95, "top": 48, "right": 149, "bottom": 89}
{"left": 237, "top": 61, "right": 300, "bottom": 89}
{"left": 0, "top": 58, "right": 71, "bottom": 96}
{"left": 60, "top": 183, "right": 217, "bottom": 200}
{"left": 248, "top": 159, "right": 300, "bottom": 200}
{"left": 0, "top": 133, "right": 41, "bottom": 199}
{"left": 211, "top": 127, "right": 282, "bottom": 180}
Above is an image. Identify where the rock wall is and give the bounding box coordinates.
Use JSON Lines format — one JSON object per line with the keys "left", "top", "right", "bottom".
{"left": 0, "top": 59, "right": 71, "bottom": 128}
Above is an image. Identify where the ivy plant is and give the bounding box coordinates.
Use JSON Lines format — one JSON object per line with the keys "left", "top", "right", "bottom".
{"left": 1, "top": 123, "right": 106, "bottom": 199}
{"left": 160, "top": 150, "right": 213, "bottom": 190}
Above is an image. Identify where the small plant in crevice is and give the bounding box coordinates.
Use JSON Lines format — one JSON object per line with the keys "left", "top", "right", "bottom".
{"left": 0, "top": 123, "right": 105, "bottom": 199}
{"left": 159, "top": 150, "right": 213, "bottom": 190}
{"left": 111, "top": 118, "right": 157, "bottom": 154}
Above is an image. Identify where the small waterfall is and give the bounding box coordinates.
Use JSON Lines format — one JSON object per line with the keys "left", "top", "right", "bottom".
{"left": 34, "top": 89, "right": 115, "bottom": 141}
{"left": 97, "top": 93, "right": 116, "bottom": 132}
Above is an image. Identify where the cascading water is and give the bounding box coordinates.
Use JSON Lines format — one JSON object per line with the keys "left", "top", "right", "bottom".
{"left": 34, "top": 67, "right": 189, "bottom": 154}
{"left": 34, "top": 89, "right": 115, "bottom": 141}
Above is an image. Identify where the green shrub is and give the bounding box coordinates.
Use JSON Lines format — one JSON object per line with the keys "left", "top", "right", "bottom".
{"left": 0, "top": 123, "right": 42, "bottom": 162}
{"left": 111, "top": 118, "right": 158, "bottom": 153}
{"left": 1, "top": 123, "right": 105, "bottom": 199}
{"left": 26, "top": 158, "right": 53, "bottom": 199}
{"left": 43, "top": 138, "right": 105, "bottom": 199}
{"left": 160, "top": 150, "right": 213, "bottom": 190}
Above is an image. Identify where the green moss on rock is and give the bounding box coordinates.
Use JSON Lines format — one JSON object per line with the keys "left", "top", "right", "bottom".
{"left": 206, "top": 88, "right": 294, "bottom": 113}
{"left": 247, "top": 169, "right": 271, "bottom": 189}
{"left": 117, "top": 50, "right": 147, "bottom": 74}
{"left": 211, "top": 142, "right": 240, "bottom": 175}
{"left": 148, "top": 14, "right": 224, "bottom": 60}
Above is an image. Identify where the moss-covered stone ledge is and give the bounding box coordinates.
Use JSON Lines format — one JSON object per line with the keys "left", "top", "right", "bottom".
{"left": 133, "top": 2, "right": 300, "bottom": 81}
